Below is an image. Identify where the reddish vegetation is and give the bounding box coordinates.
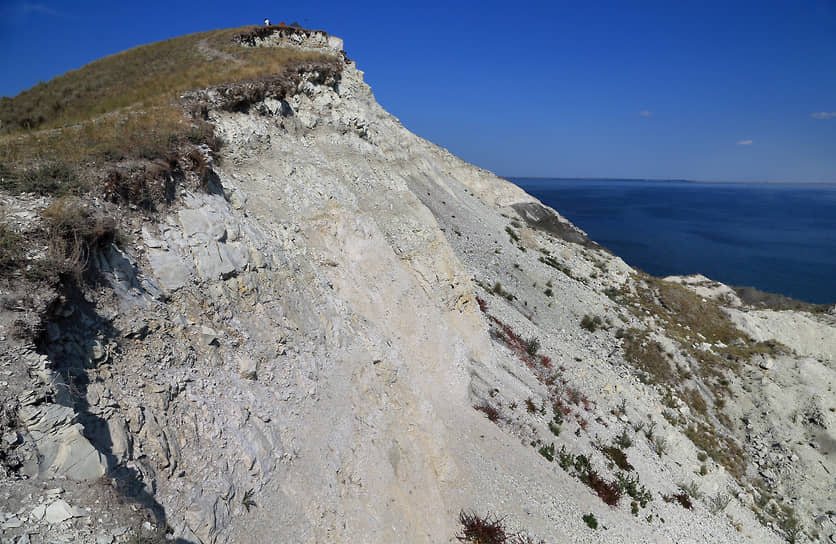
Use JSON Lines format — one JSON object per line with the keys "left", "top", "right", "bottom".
{"left": 664, "top": 492, "right": 693, "bottom": 510}
{"left": 584, "top": 471, "right": 622, "bottom": 506}
{"left": 478, "top": 297, "right": 596, "bottom": 434}
{"left": 475, "top": 402, "right": 502, "bottom": 423}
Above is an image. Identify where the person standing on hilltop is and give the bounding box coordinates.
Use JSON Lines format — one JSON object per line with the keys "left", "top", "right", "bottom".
{"left": 264, "top": 18, "right": 271, "bottom": 25}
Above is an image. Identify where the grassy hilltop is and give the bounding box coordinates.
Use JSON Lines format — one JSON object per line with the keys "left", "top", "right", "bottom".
{"left": 0, "top": 25, "right": 341, "bottom": 282}
{"left": 0, "top": 26, "right": 339, "bottom": 193}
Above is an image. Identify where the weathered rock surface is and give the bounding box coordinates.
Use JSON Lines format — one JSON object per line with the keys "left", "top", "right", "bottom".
{"left": 1, "top": 33, "right": 833, "bottom": 544}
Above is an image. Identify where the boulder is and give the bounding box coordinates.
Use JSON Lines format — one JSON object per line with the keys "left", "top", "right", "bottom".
{"left": 147, "top": 249, "right": 193, "bottom": 292}
{"left": 179, "top": 208, "right": 227, "bottom": 241}
{"left": 191, "top": 242, "right": 237, "bottom": 280}
{"left": 18, "top": 403, "right": 107, "bottom": 481}
{"left": 44, "top": 499, "right": 87, "bottom": 524}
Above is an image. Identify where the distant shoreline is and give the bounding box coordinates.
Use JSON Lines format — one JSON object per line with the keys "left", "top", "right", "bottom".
{"left": 506, "top": 176, "right": 836, "bottom": 187}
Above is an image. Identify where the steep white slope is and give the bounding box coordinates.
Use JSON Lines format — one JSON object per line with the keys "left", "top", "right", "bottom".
{"left": 3, "top": 41, "right": 831, "bottom": 544}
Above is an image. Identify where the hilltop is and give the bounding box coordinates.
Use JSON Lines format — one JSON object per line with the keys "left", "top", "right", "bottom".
{"left": 0, "top": 26, "right": 834, "bottom": 544}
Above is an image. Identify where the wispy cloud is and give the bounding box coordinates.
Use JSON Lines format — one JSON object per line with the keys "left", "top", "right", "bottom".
{"left": 638, "top": 110, "right": 653, "bottom": 117}
{"left": 736, "top": 140, "right": 753, "bottom": 146}
{"left": 20, "top": 2, "right": 62, "bottom": 17}
{"left": 810, "top": 112, "right": 836, "bottom": 119}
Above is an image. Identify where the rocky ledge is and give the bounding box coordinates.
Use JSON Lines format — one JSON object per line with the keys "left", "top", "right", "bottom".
{"left": 0, "top": 34, "right": 834, "bottom": 544}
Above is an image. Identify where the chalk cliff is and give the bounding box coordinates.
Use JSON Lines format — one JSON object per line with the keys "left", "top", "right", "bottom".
{"left": 0, "top": 27, "right": 834, "bottom": 544}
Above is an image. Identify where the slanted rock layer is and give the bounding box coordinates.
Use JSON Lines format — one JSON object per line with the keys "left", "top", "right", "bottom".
{"left": 0, "top": 33, "right": 834, "bottom": 544}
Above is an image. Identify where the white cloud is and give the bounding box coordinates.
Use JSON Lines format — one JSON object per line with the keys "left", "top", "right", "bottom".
{"left": 20, "top": 2, "right": 61, "bottom": 16}
{"left": 638, "top": 110, "right": 653, "bottom": 117}
{"left": 811, "top": 112, "right": 836, "bottom": 119}
{"left": 736, "top": 140, "right": 753, "bottom": 146}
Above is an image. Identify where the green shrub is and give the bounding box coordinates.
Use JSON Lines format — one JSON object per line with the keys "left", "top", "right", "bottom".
{"left": 505, "top": 226, "right": 520, "bottom": 242}
{"left": 616, "top": 472, "right": 652, "bottom": 507}
{"left": 580, "top": 315, "right": 604, "bottom": 332}
{"left": 2, "top": 161, "right": 87, "bottom": 196}
{"left": 524, "top": 337, "right": 540, "bottom": 357}
{"left": 538, "top": 442, "right": 555, "bottom": 462}
{"left": 615, "top": 428, "right": 633, "bottom": 449}
{"left": 0, "top": 223, "right": 24, "bottom": 274}
{"left": 651, "top": 436, "right": 667, "bottom": 458}
{"left": 582, "top": 513, "right": 598, "bottom": 530}
{"left": 600, "top": 445, "right": 633, "bottom": 471}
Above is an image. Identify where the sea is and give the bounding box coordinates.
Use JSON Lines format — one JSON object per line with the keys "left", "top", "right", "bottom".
{"left": 509, "top": 178, "right": 836, "bottom": 305}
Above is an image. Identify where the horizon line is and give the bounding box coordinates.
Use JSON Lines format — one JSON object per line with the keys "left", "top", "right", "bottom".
{"left": 504, "top": 176, "right": 836, "bottom": 187}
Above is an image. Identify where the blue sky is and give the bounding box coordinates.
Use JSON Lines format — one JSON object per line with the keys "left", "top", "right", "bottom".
{"left": 1, "top": 0, "right": 834, "bottom": 182}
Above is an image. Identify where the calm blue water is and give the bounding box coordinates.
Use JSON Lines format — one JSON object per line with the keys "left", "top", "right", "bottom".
{"left": 510, "top": 178, "right": 836, "bottom": 305}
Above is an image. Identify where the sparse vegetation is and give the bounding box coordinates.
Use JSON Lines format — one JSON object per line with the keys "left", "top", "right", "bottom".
{"left": 525, "top": 397, "right": 537, "bottom": 414}
{"left": 553, "top": 446, "right": 622, "bottom": 507}
{"left": 708, "top": 493, "right": 731, "bottom": 514}
{"left": 622, "top": 330, "right": 676, "bottom": 384}
{"left": 0, "top": 160, "right": 87, "bottom": 196}
{"left": 678, "top": 481, "right": 702, "bottom": 501}
{"left": 538, "top": 254, "right": 578, "bottom": 281}
{"left": 475, "top": 402, "right": 502, "bottom": 423}
{"left": 683, "top": 422, "right": 746, "bottom": 480}
{"left": 42, "top": 197, "right": 118, "bottom": 280}
{"left": 614, "top": 428, "right": 632, "bottom": 449}
{"left": 664, "top": 491, "right": 693, "bottom": 510}
{"left": 505, "top": 226, "right": 520, "bottom": 243}
{"left": 491, "top": 281, "right": 516, "bottom": 301}
{"left": 538, "top": 442, "right": 555, "bottom": 462}
{"left": 599, "top": 445, "right": 633, "bottom": 471}
{"left": 242, "top": 488, "right": 257, "bottom": 512}
{"left": 650, "top": 436, "right": 667, "bottom": 458}
{"left": 582, "top": 513, "right": 598, "bottom": 530}
{"left": 615, "top": 473, "right": 652, "bottom": 508}
{"left": 580, "top": 314, "right": 604, "bottom": 332}
{"left": 524, "top": 337, "right": 540, "bottom": 357}
{"left": 456, "top": 511, "right": 544, "bottom": 544}
{"left": 0, "top": 222, "right": 25, "bottom": 275}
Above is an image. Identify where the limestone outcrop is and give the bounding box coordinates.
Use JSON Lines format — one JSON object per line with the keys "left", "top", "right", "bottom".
{"left": 1, "top": 33, "right": 833, "bottom": 544}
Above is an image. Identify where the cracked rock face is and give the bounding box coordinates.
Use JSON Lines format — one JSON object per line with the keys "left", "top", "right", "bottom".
{"left": 1, "top": 44, "right": 834, "bottom": 544}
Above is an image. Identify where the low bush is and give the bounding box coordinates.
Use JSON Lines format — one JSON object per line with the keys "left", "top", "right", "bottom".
{"left": 456, "top": 511, "right": 544, "bottom": 544}
{"left": 0, "top": 223, "right": 24, "bottom": 274}
{"left": 615, "top": 427, "right": 633, "bottom": 449}
{"left": 708, "top": 493, "right": 731, "bottom": 514}
{"left": 582, "top": 513, "right": 598, "bottom": 530}
{"left": 663, "top": 491, "right": 693, "bottom": 510}
{"left": 651, "top": 436, "right": 667, "bottom": 458}
{"left": 1, "top": 161, "right": 87, "bottom": 196}
{"left": 599, "top": 445, "right": 633, "bottom": 472}
{"left": 580, "top": 315, "right": 603, "bottom": 332}
{"left": 615, "top": 473, "right": 652, "bottom": 508}
{"left": 475, "top": 403, "right": 502, "bottom": 423}
{"left": 505, "top": 226, "right": 520, "bottom": 242}
{"left": 42, "top": 197, "right": 117, "bottom": 279}
{"left": 457, "top": 511, "right": 507, "bottom": 544}
{"left": 524, "top": 337, "right": 540, "bottom": 357}
{"left": 581, "top": 470, "right": 622, "bottom": 506}
{"left": 538, "top": 442, "right": 555, "bottom": 462}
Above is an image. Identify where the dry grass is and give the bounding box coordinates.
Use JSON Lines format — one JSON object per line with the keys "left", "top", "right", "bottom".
{"left": 0, "top": 27, "right": 337, "bottom": 133}
{"left": 42, "top": 197, "right": 118, "bottom": 280}
{"left": 622, "top": 330, "right": 676, "bottom": 384}
{"left": 0, "top": 26, "right": 342, "bottom": 204}
{"left": 684, "top": 421, "right": 746, "bottom": 480}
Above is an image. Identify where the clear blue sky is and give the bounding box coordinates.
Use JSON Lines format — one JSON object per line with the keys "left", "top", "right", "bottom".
{"left": 1, "top": 0, "right": 834, "bottom": 182}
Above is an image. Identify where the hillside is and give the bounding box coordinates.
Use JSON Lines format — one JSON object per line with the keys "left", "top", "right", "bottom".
{"left": 1, "top": 26, "right": 834, "bottom": 544}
